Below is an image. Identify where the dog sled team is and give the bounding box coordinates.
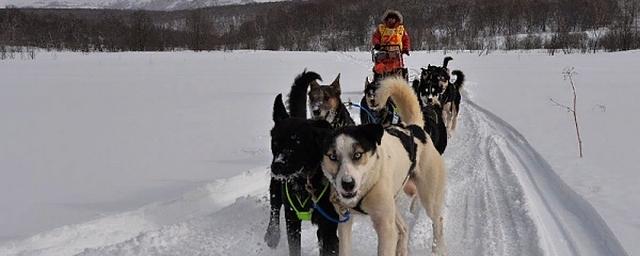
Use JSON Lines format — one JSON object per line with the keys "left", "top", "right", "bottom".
{"left": 264, "top": 9, "right": 465, "bottom": 256}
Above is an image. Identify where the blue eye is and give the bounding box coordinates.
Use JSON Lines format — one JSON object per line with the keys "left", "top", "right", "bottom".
{"left": 353, "top": 152, "right": 362, "bottom": 160}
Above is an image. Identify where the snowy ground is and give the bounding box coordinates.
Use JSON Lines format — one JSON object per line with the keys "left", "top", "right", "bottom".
{"left": 0, "top": 50, "right": 637, "bottom": 255}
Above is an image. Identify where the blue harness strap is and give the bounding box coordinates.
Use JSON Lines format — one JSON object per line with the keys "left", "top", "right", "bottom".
{"left": 345, "top": 102, "right": 379, "bottom": 124}
{"left": 312, "top": 202, "right": 351, "bottom": 224}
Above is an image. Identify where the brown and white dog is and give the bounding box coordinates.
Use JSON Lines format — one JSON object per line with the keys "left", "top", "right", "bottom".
{"left": 321, "top": 77, "right": 447, "bottom": 256}
{"left": 308, "top": 74, "right": 355, "bottom": 128}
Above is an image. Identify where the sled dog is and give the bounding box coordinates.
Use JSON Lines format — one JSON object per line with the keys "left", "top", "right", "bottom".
{"left": 359, "top": 77, "right": 397, "bottom": 127}
{"left": 265, "top": 71, "right": 339, "bottom": 256}
{"left": 308, "top": 73, "right": 355, "bottom": 128}
{"left": 321, "top": 77, "right": 447, "bottom": 256}
{"left": 413, "top": 56, "right": 464, "bottom": 139}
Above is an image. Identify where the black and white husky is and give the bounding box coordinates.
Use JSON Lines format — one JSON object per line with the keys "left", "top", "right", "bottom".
{"left": 321, "top": 77, "right": 447, "bottom": 255}
{"left": 414, "top": 57, "right": 465, "bottom": 139}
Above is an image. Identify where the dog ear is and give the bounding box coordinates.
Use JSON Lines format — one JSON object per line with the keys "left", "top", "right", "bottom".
{"left": 273, "top": 94, "right": 289, "bottom": 123}
{"left": 331, "top": 73, "right": 341, "bottom": 93}
{"left": 311, "top": 80, "right": 321, "bottom": 90}
{"left": 364, "top": 77, "right": 370, "bottom": 89}
{"left": 361, "top": 123, "right": 384, "bottom": 145}
{"left": 412, "top": 79, "right": 420, "bottom": 94}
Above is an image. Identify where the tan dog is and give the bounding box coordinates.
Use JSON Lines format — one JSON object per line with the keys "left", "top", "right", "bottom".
{"left": 321, "top": 77, "right": 447, "bottom": 256}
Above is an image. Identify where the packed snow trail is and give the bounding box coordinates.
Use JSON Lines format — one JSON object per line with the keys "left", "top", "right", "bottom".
{"left": 1, "top": 97, "right": 627, "bottom": 255}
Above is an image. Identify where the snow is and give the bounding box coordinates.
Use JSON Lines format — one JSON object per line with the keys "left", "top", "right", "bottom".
{"left": 0, "top": 50, "right": 637, "bottom": 255}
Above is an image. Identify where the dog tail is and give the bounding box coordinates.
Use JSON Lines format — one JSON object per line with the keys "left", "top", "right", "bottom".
{"left": 375, "top": 77, "right": 424, "bottom": 128}
{"left": 288, "top": 70, "right": 322, "bottom": 119}
{"left": 452, "top": 70, "right": 464, "bottom": 90}
{"left": 443, "top": 56, "right": 453, "bottom": 69}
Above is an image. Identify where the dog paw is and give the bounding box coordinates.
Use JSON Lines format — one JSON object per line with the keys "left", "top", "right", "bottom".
{"left": 264, "top": 224, "right": 280, "bottom": 248}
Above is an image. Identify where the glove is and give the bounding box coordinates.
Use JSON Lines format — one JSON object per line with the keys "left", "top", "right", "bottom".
{"left": 374, "top": 44, "right": 381, "bottom": 50}
{"left": 402, "top": 49, "right": 410, "bottom": 56}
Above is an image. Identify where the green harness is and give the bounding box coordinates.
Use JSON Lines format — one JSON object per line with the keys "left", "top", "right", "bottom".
{"left": 284, "top": 180, "right": 329, "bottom": 221}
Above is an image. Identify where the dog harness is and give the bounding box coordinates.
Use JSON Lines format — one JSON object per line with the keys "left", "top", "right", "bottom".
{"left": 284, "top": 180, "right": 322, "bottom": 221}
{"left": 386, "top": 125, "right": 426, "bottom": 196}
{"left": 344, "top": 100, "right": 399, "bottom": 126}
{"left": 349, "top": 124, "right": 427, "bottom": 215}
{"left": 285, "top": 179, "right": 351, "bottom": 223}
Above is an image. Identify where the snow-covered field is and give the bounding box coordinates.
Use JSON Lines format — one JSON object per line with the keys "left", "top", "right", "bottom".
{"left": 0, "top": 50, "right": 637, "bottom": 255}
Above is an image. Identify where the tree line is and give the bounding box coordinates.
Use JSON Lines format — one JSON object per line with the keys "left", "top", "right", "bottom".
{"left": 1, "top": 0, "right": 639, "bottom": 53}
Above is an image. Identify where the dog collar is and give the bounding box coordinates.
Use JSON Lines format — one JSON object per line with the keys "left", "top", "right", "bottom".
{"left": 271, "top": 166, "right": 305, "bottom": 182}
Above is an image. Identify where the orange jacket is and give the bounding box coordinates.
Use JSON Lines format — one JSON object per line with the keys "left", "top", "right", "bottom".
{"left": 372, "top": 24, "right": 410, "bottom": 52}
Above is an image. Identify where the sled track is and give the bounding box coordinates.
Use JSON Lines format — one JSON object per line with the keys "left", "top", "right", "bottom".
{"left": 1, "top": 98, "right": 626, "bottom": 256}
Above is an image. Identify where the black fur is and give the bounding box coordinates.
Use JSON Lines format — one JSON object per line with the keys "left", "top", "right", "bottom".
{"left": 443, "top": 56, "right": 453, "bottom": 69}
{"left": 265, "top": 73, "right": 339, "bottom": 256}
{"left": 273, "top": 94, "right": 289, "bottom": 122}
{"left": 323, "top": 124, "right": 427, "bottom": 169}
{"left": 441, "top": 70, "right": 465, "bottom": 114}
{"left": 323, "top": 124, "right": 384, "bottom": 155}
{"left": 289, "top": 70, "right": 323, "bottom": 119}
{"left": 360, "top": 78, "right": 397, "bottom": 127}
{"left": 422, "top": 105, "right": 447, "bottom": 154}
{"left": 331, "top": 103, "right": 356, "bottom": 128}
{"left": 415, "top": 64, "right": 449, "bottom": 107}
{"left": 412, "top": 57, "right": 459, "bottom": 154}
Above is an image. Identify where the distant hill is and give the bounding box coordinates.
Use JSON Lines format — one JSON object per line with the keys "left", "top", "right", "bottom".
{"left": 1, "top": 0, "right": 638, "bottom": 52}
{"left": 3, "top": 0, "right": 287, "bottom": 11}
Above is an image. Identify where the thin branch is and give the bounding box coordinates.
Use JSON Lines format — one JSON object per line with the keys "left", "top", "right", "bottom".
{"left": 549, "top": 98, "right": 574, "bottom": 113}
{"left": 561, "top": 67, "right": 583, "bottom": 158}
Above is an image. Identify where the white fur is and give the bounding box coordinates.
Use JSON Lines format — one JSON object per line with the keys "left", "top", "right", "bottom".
{"left": 442, "top": 101, "right": 459, "bottom": 138}
{"left": 323, "top": 78, "right": 447, "bottom": 256}
{"left": 373, "top": 77, "right": 423, "bottom": 127}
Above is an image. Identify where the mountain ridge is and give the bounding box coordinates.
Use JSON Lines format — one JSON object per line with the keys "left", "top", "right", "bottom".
{"left": 3, "top": 0, "right": 286, "bottom": 10}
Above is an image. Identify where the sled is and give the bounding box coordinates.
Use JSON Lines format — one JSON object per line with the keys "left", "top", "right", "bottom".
{"left": 371, "top": 44, "right": 408, "bottom": 81}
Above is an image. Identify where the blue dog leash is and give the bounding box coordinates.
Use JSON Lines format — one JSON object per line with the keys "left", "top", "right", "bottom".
{"left": 312, "top": 202, "right": 351, "bottom": 224}
{"left": 344, "top": 101, "right": 379, "bottom": 124}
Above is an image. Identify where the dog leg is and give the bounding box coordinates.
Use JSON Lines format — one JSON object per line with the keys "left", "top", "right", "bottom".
{"left": 338, "top": 219, "right": 353, "bottom": 256}
{"left": 395, "top": 206, "right": 409, "bottom": 256}
{"left": 415, "top": 167, "right": 446, "bottom": 256}
{"left": 440, "top": 104, "right": 451, "bottom": 138}
{"left": 433, "top": 216, "right": 447, "bottom": 256}
{"left": 317, "top": 221, "right": 339, "bottom": 256}
{"left": 284, "top": 205, "right": 302, "bottom": 256}
{"left": 450, "top": 108, "right": 458, "bottom": 136}
{"left": 264, "top": 178, "right": 282, "bottom": 248}
{"left": 371, "top": 210, "right": 398, "bottom": 256}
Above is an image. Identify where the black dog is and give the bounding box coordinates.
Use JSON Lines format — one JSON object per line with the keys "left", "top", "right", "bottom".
{"left": 413, "top": 57, "right": 453, "bottom": 108}
{"left": 440, "top": 69, "right": 465, "bottom": 137}
{"left": 264, "top": 72, "right": 339, "bottom": 256}
{"left": 411, "top": 57, "right": 455, "bottom": 154}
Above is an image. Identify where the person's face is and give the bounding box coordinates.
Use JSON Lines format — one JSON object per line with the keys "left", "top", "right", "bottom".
{"left": 385, "top": 17, "right": 397, "bottom": 27}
